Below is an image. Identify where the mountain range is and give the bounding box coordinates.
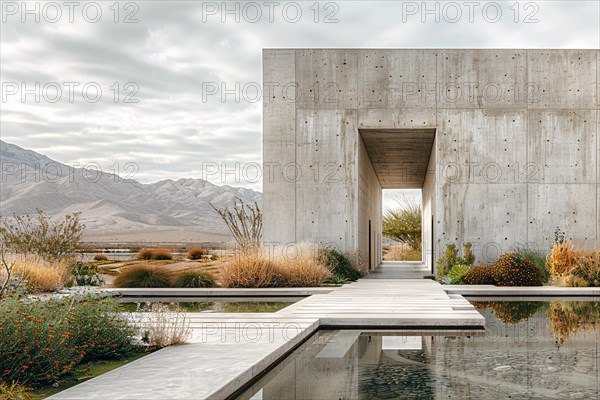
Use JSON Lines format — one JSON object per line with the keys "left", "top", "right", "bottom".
{"left": 0, "top": 140, "right": 262, "bottom": 243}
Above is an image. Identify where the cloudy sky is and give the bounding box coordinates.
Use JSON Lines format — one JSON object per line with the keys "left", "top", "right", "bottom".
{"left": 1, "top": 1, "right": 599, "bottom": 207}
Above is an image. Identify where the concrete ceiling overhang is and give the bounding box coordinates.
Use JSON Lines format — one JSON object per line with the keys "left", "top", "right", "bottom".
{"left": 359, "top": 129, "right": 436, "bottom": 189}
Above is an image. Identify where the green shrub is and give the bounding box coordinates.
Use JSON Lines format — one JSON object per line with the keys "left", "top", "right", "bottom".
{"left": 437, "top": 242, "right": 476, "bottom": 281}
{"left": 93, "top": 254, "right": 108, "bottom": 261}
{"left": 463, "top": 242, "right": 475, "bottom": 266}
{"left": 317, "top": 248, "right": 362, "bottom": 282}
{"left": 492, "top": 253, "right": 543, "bottom": 286}
{"left": 187, "top": 247, "right": 208, "bottom": 260}
{"left": 436, "top": 244, "right": 458, "bottom": 279}
{"left": 513, "top": 246, "right": 550, "bottom": 283}
{"left": 171, "top": 270, "right": 215, "bottom": 288}
{"left": 447, "top": 264, "right": 471, "bottom": 284}
{"left": 67, "top": 261, "right": 103, "bottom": 286}
{"left": 0, "top": 296, "right": 135, "bottom": 387}
{"left": 136, "top": 248, "right": 173, "bottom": 260}
{"left": 463, "top": 265, "right": 496, "bottom": 285}
{"left": 113, "top": 265, "right": 171, "bottom": 288}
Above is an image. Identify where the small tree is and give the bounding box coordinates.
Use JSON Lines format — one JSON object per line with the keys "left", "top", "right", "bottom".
{"left": 382, "top": 196, "right": 422, "bottom": 251}
{"left": 0, "top": 210, "right": 85, "bottom": 261}
{"left": 211, "top": 198, "right": 262, "bottom": 252}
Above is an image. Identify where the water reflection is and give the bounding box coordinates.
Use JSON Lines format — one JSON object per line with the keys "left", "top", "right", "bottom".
{"left": 237, "top": 301, "right": 600, "bottom": 400}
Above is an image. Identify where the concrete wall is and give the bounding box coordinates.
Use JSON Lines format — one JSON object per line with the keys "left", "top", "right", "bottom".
{"left": 263, "top": 49, "right": 600, "bottom": 272}
{"left": 358, "top": 135, "right": 382, "bottom": 269}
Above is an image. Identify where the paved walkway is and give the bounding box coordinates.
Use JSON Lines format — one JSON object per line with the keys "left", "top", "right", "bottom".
{"left": 50, "top": 269, "right": 484, "bottom": 400}
{"left": 368, "top": 261, "right": 431, "bottom": 279}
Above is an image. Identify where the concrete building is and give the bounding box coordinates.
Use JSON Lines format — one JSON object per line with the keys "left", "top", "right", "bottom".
{"left": 262, "top": 49, "right": 600, "bottom": 273}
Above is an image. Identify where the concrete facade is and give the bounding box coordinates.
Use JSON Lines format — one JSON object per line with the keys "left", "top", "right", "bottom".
{"left": 263, "top": 49, "right": 600, "bottom": 273}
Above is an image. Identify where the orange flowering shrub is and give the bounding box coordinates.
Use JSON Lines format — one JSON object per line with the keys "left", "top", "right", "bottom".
{"left": 492, "top": 253, "right": 543, "bottom": 286}
{"left": 0, "top": 296, "right": 135, "bottom": 387}
{"left": 462, "top": 265, "right": 496, "bottom": 285}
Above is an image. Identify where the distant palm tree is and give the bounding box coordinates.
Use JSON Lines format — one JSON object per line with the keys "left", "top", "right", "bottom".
{"left": 382, "top": 195, "right": 421, "bottom": 251}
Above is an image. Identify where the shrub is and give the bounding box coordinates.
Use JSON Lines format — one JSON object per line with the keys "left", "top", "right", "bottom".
{"left": 436, "top": 244, "right": 458, "bottom": 279}
{"left": 382, "top": 195, "right": 421, "bottom": 251}
{"left": 14, "top": 258, "right": 71, "bottom": 292}
{"left": 512, "top": 246, "right": 550, "bottom": 283}
{"left": 383, "top": 245, "right": 421, "bottom": 261}
{"left": 447, "top": 264, "right": 471, "bottom": 284}
{"left": 492, "top": 253, "right": 543, "bottom": 286}
{"left": 0, "top": 210, "right": 84, "bottom": 261}
{"left": 0, "top": 381, "right": 32, "bottom": 400}
{"left": 462, "top": 242, "right": 475, "bottom": 266}
{"left": 0, "top": 296, "right": 135, "bottom": 387}
{"left": 221, "top": 254, "right": 282, "bottom": 288}
{"left": 113, "top": 265, "right": 171, "bottom": 288}
{"left": 171, "top": 270, "right": 215, "bottom": 288}
{"left": 436, "top": 243, "right": 475, "bottom": 280}
{"left": 275, "top": 252, "right": 331, "bottom": 287}
{"left": 136, "top": 248, "right": 173, "bottom": 260}
{"left": 569, "top": 250, "right": 600, "bottom": 287}
{"left": 140, "top": 303, "right": 191, "bottom": 348}
{"left": 317, "top": 248, "right": 362, "bottom": 282}
{"left": 93, "top": 254, "right": 108, "bottom": 261}
{"left": 187, "top": 247, "right": 208, "bottom": 260}
{"left": 67, "top": 261, "right": 103, "bottom": 286}
{"left": 462, "top": 265, "right": 496, "bottom": 285}
{"left": 548, "top": 241, "right": 578, "bottom": 275}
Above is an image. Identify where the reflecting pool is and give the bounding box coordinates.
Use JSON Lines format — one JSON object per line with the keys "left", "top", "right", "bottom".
{"left": 237, "top": 300, "right": 600, "bottom": 400}
{"left": 120, "top": 300, "right": 295, "bottom": 313}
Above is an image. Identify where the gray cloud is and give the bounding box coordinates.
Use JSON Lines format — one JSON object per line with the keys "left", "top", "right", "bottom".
{"left": 1, "top": 0, "right": 598, "bottom": 200}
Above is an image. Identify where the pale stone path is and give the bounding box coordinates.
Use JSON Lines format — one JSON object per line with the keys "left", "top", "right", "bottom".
{"left": 50, "top": 271, "right": 484, "bottom": 400}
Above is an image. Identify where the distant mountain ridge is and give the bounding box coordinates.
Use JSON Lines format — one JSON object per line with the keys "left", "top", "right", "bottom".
{"left": 0, "top": 140, "right": 262, "bottom": 242}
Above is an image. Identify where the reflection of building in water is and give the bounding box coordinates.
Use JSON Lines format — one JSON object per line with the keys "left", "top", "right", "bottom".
{"left": 239, "top": 304, "right": 600, "bottom": 400}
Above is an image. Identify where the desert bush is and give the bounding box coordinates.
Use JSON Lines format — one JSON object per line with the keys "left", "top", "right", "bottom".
{"left": 0, "top": 210, "right": 84, "bottom": 261}
{"left": 383, "top": 244, "right": 421, "bottom": 261}
{"left": 113, "top": 265, "right": 171, "bottom": 288}
{"left": 548, "top": 241, "right": 578, "bottom": 275}
{"left": 492, "top": 253, "right": 543, "bottom": 286}
{"left": 447, "top": 264, "right": 471, "bottom": 284}
{"left": 67, "top": 260, "right": 103, "bottom": 286}
{"left": 187, "top": 247, "right": 208, "bottom": 260}
{"left": 275, "top": 251, "right": 331, "bottom": 287}
{"left": 382, "top": 196, "right": 421, "bottom": 251}
{"left": 512, "top": 245, "right": 550, "bottom": 283}
{"left": 0, "top": 296, "right": 135, "bottom": 387}
{"left": 221, "top": 253, "right": 282, "bottom": 288}
{"left": 136, "top": 248, "right": 173, "bottom": 260}
{"left": 14, "top": 258, "right": 71, "bottom": 292}
{"left": 569, "top": 250, "right": 600, "bottom": 287}
{"left": 93, "top": 254, "right": 108, "bottom": 261}
{"left": 140, "top": 303, "right": 191, "bottom": 348}
{"left": 317, "top": 247, "right": 362, "bottom": 282}
{"left": 0, "top": 381, "right": 32, "bottom": 400}
{"left": 211, "top": 198, "right": 262, "bottom": 252}
{"left": 171, "top": 270, "right": 215, "bottom": 288}
{"left": 462, "top": 265, "right": 496, "bottom": 285}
